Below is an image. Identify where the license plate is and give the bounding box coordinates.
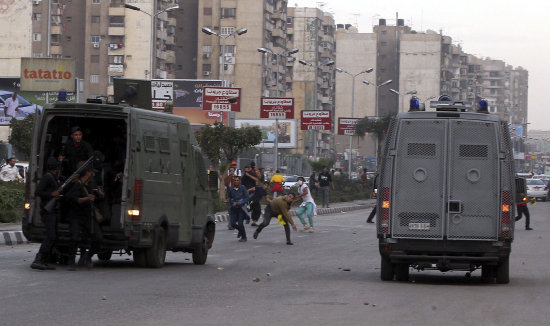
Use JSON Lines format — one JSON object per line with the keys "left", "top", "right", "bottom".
{"left": 409, "top": 222, "right": 430, "bottom": 230}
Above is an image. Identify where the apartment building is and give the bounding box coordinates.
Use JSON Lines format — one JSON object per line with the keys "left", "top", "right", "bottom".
{"left": 289, "top": 7, "right": 336, "bottom": 157}
{"left": 30, "top": 0, "right": 179, "bottom": 100}
{"left": 333, "top": 24, "right": 377, "bottom": 159}
{"left": 0, "top": 2, "right": 33, "bottom": 77}
{"left": 197, "top": 0, "right": 292, "bottom": 120}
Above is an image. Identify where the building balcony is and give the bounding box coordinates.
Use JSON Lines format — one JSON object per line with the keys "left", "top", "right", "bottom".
{"left": 50, "top": 45, "right": 61, "bottom": 55}
{"left": 108, "top": 26, "right": 125, "bottom": 36}
{"left": 265, "top": 3, "right": 274, "bottom": 14}
{"left": 165, "top": 50, "right": 176, "bottom": 64}
{"left": 50, "top": 25, "right": 61, "bottom": 35}
{"left": 108, "top": 43, "right": 124, "bottom": 54}
{"left": 321, "top": 96, "right": 330, "bottom": 104}
{"left": 109, "top": 6, "right": 125, "bottom": 16}
{"left": 166, "top": 35, "right": 175, "bottom": 45}
{"left": 272, "top": 28, "right": 284, "bottom": 38}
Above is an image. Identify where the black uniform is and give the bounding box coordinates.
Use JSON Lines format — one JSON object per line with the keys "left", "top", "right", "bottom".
{"left": 249, "top": 185, "right": 267, "bottom": 224}
{"left": 65, "top": 179, "right": 103, "bottom": 264}
{"left": 61, "top": 139, "right": 93, "bottom": 178}
{"left": 33, "top": 171, "right": 59, "bottom": 264}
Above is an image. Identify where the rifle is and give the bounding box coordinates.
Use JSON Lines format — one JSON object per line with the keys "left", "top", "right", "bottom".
{"left": 44, "top": 155, "right": 95, "bottom": 213}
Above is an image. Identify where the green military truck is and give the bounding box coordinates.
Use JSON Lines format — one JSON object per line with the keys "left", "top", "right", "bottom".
{"left": 22, "top": 101, "right": 216, "bottom": 267}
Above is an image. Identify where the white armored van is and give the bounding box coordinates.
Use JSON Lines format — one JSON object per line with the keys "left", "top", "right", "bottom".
{"left": 376, "top": 98, "right": 515, "bottom": 283}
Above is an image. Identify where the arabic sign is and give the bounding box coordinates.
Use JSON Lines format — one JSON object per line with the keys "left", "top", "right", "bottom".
{"left": 151, "top": 80, "right": 173, "bottom": 109}
{"left": 20, "top": 58, "right": 76, "bottom": 92}
{"left": 260, "top": 97, "right": 294, "bottom": 119}
{"left": 202, "top": 87, "right": 241, "bottom": 112}
{"left": 338, "top": 117, "right": 361, "bottom": 135}
{"left": 301, "top": 110, "right": 332, "bottom": 130}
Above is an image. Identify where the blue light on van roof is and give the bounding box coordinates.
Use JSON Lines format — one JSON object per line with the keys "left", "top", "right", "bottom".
{"left": 478, "top": 99, "right": 489, "bottom": 113}
{"left": 409, "top": 96, "right": 420, "bottom": 111}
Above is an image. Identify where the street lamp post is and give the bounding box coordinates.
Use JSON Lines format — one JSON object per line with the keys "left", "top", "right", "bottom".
{"left": 257, "top": 47, "right": 299, "bottom": 172}
{"left": 363, "top": 79, "right": 392, "bottom": 168}
{"left": 335, "top": 67, "right": 374, "bottom": 179}
{"left": 124, "top": 4, "right": 179, "bottom": 79}
{"left": 202, "top": 26, "right": 248, "bottom": 87}
{"left": 298, "top": 59, "right": 335, "bottom": 160}
{"left": 389, "top": 88, "right": 417, "bottom": 112}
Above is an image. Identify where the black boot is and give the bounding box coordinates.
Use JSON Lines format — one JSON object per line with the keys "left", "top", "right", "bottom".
{"left": 30, "top": 253, "right": 48, "bottom": 270}
{"left": 41, "top": 253, "right": 56, "bottom": 270}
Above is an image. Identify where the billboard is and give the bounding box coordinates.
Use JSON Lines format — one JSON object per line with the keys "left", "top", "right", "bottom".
{"left": 202, "top": 87, "right": 241, "bottom": 112}
{"left": 338, "top": 117, "right": 361, "bottom": 135}
{"left": 169, "top": 79, "right": 222, "bottom": 108}
{"left": 151, "top": 80, "right": 173, "bottom": 110}
{"left": 20, "top": 58, "right": 75, "bottom": 92}
{"left": 260, "top": 97, "right": 294, "bottom": 119}
{"left": 235, "top": 119, "right": 297, "bottom": 149}
{"left": 301, "top": 110, "right": 331, "bottom": 131}
{"left": 172, "top": 108, "right": 229, "bottom": 126}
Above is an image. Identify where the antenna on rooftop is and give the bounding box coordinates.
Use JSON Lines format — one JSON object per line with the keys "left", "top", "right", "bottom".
{"left": 353, "top": 13, "right": 360, "bottom": 29}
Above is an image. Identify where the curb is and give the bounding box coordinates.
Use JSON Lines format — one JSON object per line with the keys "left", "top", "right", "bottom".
{"left": 214, "top": 203, "right": 370, "bottom": 223}
{"left": 1, "top": 231, "right": 28, "bottom": 246}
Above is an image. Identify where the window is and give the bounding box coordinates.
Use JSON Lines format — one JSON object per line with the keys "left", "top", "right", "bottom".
{"left": 286, "top": 17, "right": 293, "bottom": 24}
{"left": 92, "top": 0, "right": 100, "bottom": 3}
{"left": 66, "top": 16, "right": 72, "bottom": 22}
{"left": 203, "top": 7, "right": 212, "bottom": 16}
{"left": 66, "top": 36, "right": 71, "bottom": 42}
{"left": 90, "top": 74, "right": 99, "bottom": 83}
{"left": 91, "top": 35, "right": 100, "bottom": 43}
{"left": 202, "top": 45, "right": 212, "bottom": 53}
{"left": 380, "top": 41, "right": 387, "bottom": 46}
{"left": 91, "top": 16, "right": 100, "bottom": 23}
{"left": 202, "top": 64, "right": 211, "bottom": 72}
{"left": 109, "top": 16, "right": 124, "bottom": 26}
{"left": 221, "top": 8, "right": 236, "bottom": 18}
{"left": 91, "top": 55, "right": 99, "bottom": 63}
{"left": 33, "top": 33, "right": 41, "bottom": 41}
{"left": 220, "top": 26, "right": 235, "bottom": 36}
{"left": 111, "top": 55, "right": 123, "bottom": 64}
{"left": 32, "top": 13, "right": 41, "bottom": 21}
{"left": 222, "top": 45, "right": 235, "bottom": 54}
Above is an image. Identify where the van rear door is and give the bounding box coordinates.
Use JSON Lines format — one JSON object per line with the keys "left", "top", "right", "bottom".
{"left": 390, "top": 118, "right": 500, "bottom": 240}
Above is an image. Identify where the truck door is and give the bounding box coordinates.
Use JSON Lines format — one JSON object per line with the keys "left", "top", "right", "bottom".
{"left": 391, "top": 119, "right": 447, "bottom": 239}
{"left": 446, "top": 120, "right": 499, "bottom": 240}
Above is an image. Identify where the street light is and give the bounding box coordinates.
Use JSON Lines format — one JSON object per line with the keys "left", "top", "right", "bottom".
{"left": 299, "top": 58, "right": 335, "bottom": 159}
{"left": 257, "top": 47, "right": 300, "bottom": 172}
{"left": 125, "top": 4, "right": 179, "bottom": 79}
{"left": 201, "top": 26, "right": 248, "bottom": 87}
{"left": 335, "top": 67, "right": 374, "bottom": 179}
{"left": 389, "top": 88, "right": 417, "bottom": 112}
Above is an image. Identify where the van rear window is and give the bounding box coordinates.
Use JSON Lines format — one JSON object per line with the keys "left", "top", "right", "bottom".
{"left": 407, "top": 143, "right": 436, "bottom": 156}
{"left": 459, "top": 144, "right": 488, "bottom": 158}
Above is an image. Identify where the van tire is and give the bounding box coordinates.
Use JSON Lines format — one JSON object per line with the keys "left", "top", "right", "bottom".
{"left": 380, "top": 257, "right": 394, "bottom": 281}
{"left": 192, "top": 235, "right": 209, "bottom": 265}
{"left": 97, "top": 251, "right": 112, "bottom": 261}
{"left": 145, "top": 229, "right": 167, "bottom": 268}
{"left": 133, "top": 249, "right": 147, "bottom": 267}
{"left": 481, "top": 265, "right": 495, "bottom": 283}
{"left": 496, "top": 257, "right": 510, "bottom": 284}
{"left": 395, "top": 263, "right": 409, "bottom": 282}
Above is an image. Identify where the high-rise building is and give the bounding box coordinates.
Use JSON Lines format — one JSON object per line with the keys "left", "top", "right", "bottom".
{"left": 289, "top": 7, "right": 336, "bottom": 157}
{"left": 30, "top": 0, "right": 179, "bottom": 100}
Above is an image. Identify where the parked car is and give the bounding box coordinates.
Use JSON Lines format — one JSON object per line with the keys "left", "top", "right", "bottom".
{"left": 0, "top": 91, "right": 42, "bottom": 118}
{"left": 282, "top": 175, "right": 299, "bottom": 189}
{"left": 526, "top": 178, "right": 548, "bottom": 201}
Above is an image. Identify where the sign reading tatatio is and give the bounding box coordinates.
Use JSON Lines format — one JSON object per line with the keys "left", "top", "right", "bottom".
{"left": 202, "top": 87, "right": 241, "bottom": 112}
{"left": 301, "top": 110, "right": 332, "bottom": 130}
{"left": 260, "top": 97, "right": 294, "bottom": 119}
{"left": 20, "top": 58, "right": 75, "bottom": 92}
{"left": 338, "top": 118, "right": 361, "bottom": 135}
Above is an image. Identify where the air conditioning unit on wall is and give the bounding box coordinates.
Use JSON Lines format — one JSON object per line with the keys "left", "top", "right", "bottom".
{"left": 203, "top": 71, "right": 210, "bottom": 76}
{"left": 93, "top": 43, "right": 100, "bottom": 48}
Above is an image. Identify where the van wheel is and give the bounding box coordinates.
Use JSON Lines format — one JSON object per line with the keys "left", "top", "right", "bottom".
{"left": 146, "top": 229, "right": 167, "bottom": 268}
{"left": 481, "top": 265, "right": 495, "bottom": 283}
{"left": 192, "top": 235, "right": 209, "bottom": 265}
{"left": 380, "top": 257, "right": 394, "bottom": 281}
{"left": 97, "top": 251, "right": 112, "bottom": 261}
{"left": 395, "top": 263, "right": 409, "bottom": 282}
{"left": 495, "top": 258, "right": 510, "bottom": 284}
{"left": 133, "top": 249, "right": 147, "bottom": 267}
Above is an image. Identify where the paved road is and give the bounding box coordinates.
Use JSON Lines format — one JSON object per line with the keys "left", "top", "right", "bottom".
{"left": 1, "top": 203, "right": 549, "bottom": 326}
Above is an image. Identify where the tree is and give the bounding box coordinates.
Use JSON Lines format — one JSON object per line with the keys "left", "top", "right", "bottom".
{"left": 196, "top": 122, "right": 262, "bottom": 199}
{"left": 355, "top": 114, "right": 395, "bottom": 168}
{"left": 308, "top": 158, "right": 334, "bottom": 172}
{"left": 8, "top": 114, "right": 35, "bottom": 160}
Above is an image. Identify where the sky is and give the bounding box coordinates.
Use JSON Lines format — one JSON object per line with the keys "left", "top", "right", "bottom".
{"left": 292, "top": 0, "right": 550, "bottom": 131}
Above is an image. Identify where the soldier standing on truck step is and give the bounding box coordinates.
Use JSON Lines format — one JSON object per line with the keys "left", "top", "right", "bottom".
{"left": 30, "top": 157, "right": 61, "bottom": 270}
{"left": 58, "top": 126, "right": 93, "bottom": 180}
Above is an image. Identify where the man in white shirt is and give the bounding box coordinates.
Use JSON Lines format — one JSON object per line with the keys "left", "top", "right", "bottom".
{"left": 1, "top": 157, "right": 19, "bottom": 181}
{"left": 4, "top": 92, "right": 19, "bottom": 118}
{"left": 296, "top": 176, "right": 317, "bottom": 232}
